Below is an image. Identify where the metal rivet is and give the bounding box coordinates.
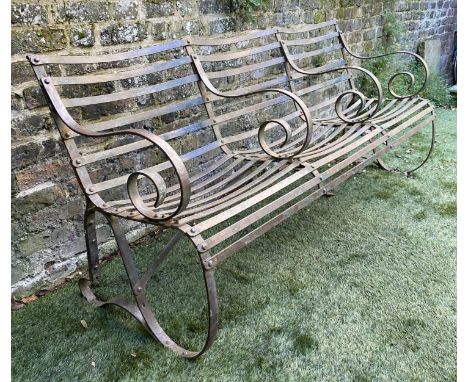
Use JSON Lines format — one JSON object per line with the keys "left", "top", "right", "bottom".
{"left": 190, "top": 227, "right": 197, "bottom": 234}
{"left": 192, "top": 55, "right": 197, "bottom": 59}
{"left": 91, "top": 239, "right": 96, "bottom": 244}
{"left": 201, "top": 244, "right": 207, "bottom": 251}
{"left": 33, "top": 57, "right": 39, "bottom": 64}
{"left": 136, "top": 286, "right": 143, "bottom": 292}
{"left": 89, "top": 187, "right": 95, "bottom": 193}
{"left": 205, "top": 97, "right": 210, "bottom": 101}
{"left": 75, "top": 159, "right": 81, "bottom": 165}
{"left": 43, "top": 78, "right": 50, "bottom": 85}
{"left": 212, "top": 119, "right": 217, "bottom": 124}
{"left": 208, "top": 260, "right": 213, "bottom": 267}
{"left": 64, "top": 132, "right": 71, "bottom": 139}
{"left": 220, "top": 139, "right": 225, "bottom": 144}
{"left": 93, "top": 265, "right": 99, "bottom": 270}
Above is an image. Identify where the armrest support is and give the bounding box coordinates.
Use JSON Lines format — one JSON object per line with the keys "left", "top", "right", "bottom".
{"left": 190, "top": 54, "right": 317, "bottom": 159}
{"left": 40, "top": 77, "right": 191, "bottom": 221}
{"left": 279, "top": 40, "right": 384, "bottom": 123}
{"left": 338, "top": 30, "right": 429, "bottom": 99}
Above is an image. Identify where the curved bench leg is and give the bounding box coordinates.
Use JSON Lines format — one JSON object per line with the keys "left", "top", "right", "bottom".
{"left": 373, "top": 115, "right": 436, "bottom": 176}
{"left": 79, "top": 210, "right": 218, "bottom": 359}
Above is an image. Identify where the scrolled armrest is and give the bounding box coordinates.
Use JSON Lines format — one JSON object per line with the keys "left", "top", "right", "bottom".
{"left": 191, "top": 54, "right": 317, "bottom": 159}
{"left": 41, "top": 77, "right": 191, "bottom": 220}
{"left": 279, "top": 40, "right": 384, "bottom": 124}
{"left": 338, "top": 31, "right": 428, "bottom": 99}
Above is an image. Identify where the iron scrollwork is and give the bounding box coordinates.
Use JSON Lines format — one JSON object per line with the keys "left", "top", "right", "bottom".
{"left": 338, "top": 31, "right": 429, "bottom": 100}
{"left": 191, "top": 55, "right": 317, "bottom": 159}
{"left": 279, "top": 40, "right": 384, "bottom": 124}
{"left": 41, "top": 77, "right": 191, "bottom": 221}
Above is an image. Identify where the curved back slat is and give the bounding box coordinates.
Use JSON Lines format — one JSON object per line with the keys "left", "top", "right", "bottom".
{"left": 28, "top": 22, "right": 352, "bottom": 208}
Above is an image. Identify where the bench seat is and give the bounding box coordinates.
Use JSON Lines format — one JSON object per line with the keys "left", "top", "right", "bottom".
{"left": 28, "top": 20, "right": 435, "bottom": 358}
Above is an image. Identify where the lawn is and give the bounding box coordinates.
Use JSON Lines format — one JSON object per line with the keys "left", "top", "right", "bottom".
{"left": 12, "top": 108, "right": 456, "bottom": 382}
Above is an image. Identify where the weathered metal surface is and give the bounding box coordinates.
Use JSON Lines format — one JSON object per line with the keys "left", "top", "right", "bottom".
{"left": 28, "top": 19, "right": 435, "bottom": 358}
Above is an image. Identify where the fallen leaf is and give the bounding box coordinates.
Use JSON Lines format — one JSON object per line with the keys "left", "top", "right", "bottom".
{"left": 91, "top": 361, "right": 96, "bottom": 368}
{"left": 131, "top": 353, "right": 137, "bottom": 357}
{"left": 21, "top": 295, "right": 38, "bottom": 304}
{"left": 80, "top": 320, "right": 88, "bottom": 329}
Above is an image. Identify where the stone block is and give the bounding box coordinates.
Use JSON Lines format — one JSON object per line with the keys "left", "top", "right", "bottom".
{"left": 11, "top": 61, "right": 35, "bottom": 86}
{"left": 144, "top": 0, "right": 175, "bottom": 17}
{"left": 11, "top": 3, "right": 48, "bottom": 25}
{"left": 11, "top": 112, "right": 53, "bottom": 141}
{"left": 53, "top": 1, "right": 111, "bottom": 23}
{"left": 11, "top": 28, "right": 67, "bottom": 54}
{"left": 100, "top": 22, "right": 147, "bottom": 45}
{"left": 23, "top": 86, "right": 47, "bottom": 109}
{"left": 208, "top": 17, "right": 236, "bottom": 34}
{"left": 199, "top": 0, "right": 231, "bottom": 14}
{"left": 70, "top": 25, "right": 95, "bottom": 47}
{"left": 112, "top": 0, "right": 140, "bottom": 20}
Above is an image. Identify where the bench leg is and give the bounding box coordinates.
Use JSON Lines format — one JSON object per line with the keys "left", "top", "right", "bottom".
{"left": 79, "top": 211, "right": 219, "bottom": 359}
{"left": 84, "top": 201, "right": 100, "bottom": 284}
{"left": 373, "top": 115, "right": 436, "bottom": 176}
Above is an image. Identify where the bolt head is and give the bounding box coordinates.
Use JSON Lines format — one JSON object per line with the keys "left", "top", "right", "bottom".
{"left": 43, "top": 78, "right": 50, "bottom": 85}
{"left": 136, "top": 286, "right": 143, "bottom": 292}
{"left": 208, "top": 260, "right": 213, "bottom": 267}
{"left": 89, "top": 187, "right": 95, "bottom": 193}
{"left": 33, "top": 57, "right": 39, "bottom": 64}
{"left": 75, "top": 159, "right": 82, "bottom": 165}
{"left": 190, "top": 227, "right": 196, "bottom": 233}
{"left": 93, "top": 265, "right": 99, "bottom": 270}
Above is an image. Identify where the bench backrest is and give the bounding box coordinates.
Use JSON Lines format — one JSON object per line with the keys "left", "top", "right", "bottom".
{"left": 29, "top": 20, "right": 351, "bottom": 206}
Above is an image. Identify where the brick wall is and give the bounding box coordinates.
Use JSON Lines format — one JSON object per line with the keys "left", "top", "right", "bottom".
{"left": 11, "top": 0, "right": 457, "bottom": 297}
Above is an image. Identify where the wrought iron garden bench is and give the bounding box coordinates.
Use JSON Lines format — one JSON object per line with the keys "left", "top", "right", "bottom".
{"left": 28, "top": 19, "right": 435, "bottom": 358}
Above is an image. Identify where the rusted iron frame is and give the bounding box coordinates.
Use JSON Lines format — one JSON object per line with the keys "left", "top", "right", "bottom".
{"left": 79, "top": 201, "right": 218, "bottom": 358}
{"left": 336, "top": 28, "right": 429, "bottom": 99}
{"left": 279, "top": 38, "right": 384, "bottom": 124}
{"left": 372, "top": 109, "right": 436, "bottom": 175}
{"left": 190, "top": 53, "right": 318, "bottom": 159}
{"left": 31, "top": 71, "right": 191, "bottom": 222}
{"left": 26, "top": 25, "right": 436, "bottom": 360}
{"left": 202, "top": 113, "right": 436, "bottom": 268}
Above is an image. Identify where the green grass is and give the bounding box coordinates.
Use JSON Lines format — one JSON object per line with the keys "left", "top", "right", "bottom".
{"left": 12, "top": 108, "right": 456, "bottom": 382}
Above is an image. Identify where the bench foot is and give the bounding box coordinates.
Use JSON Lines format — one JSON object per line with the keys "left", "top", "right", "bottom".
{"left": 374, "top": 118, "right": 436, "bottom": 176}
{"left": 81, "top": 203, "right": 219, "bottom": 359}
